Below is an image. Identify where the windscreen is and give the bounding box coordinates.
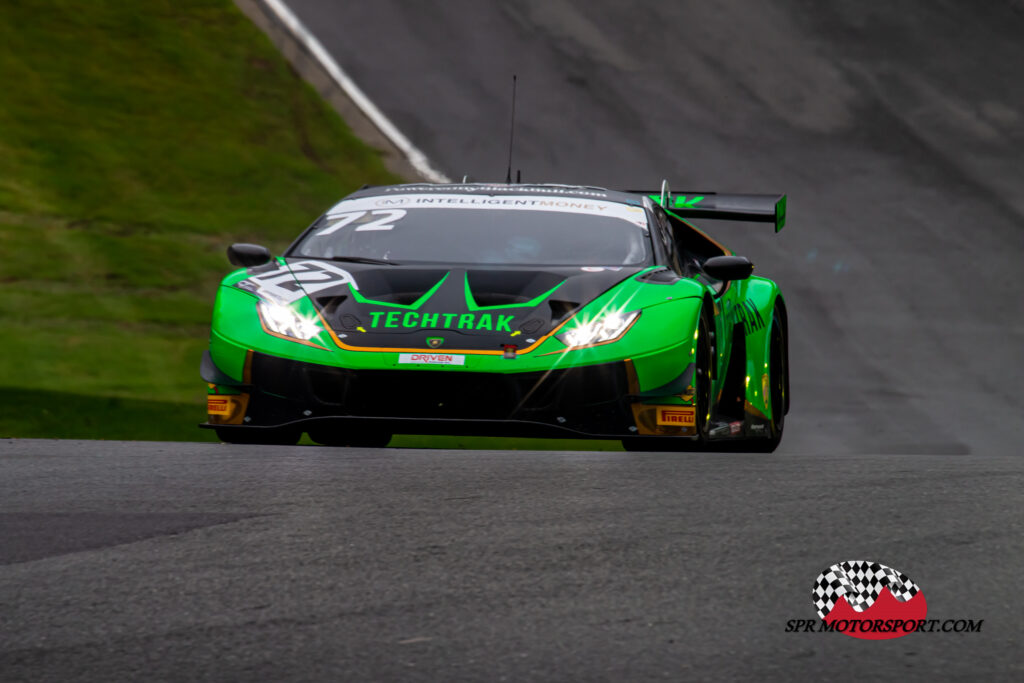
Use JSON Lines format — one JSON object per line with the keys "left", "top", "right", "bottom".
{"left": 290, "top": 194, "right": 651, "bottom": 266}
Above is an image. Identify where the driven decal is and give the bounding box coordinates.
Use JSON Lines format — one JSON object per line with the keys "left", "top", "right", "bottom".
{"left": 398, "top": 353, "right": 466, "bottom": 366}
{"left": 368, "top": 311, "right": 515, "bottom": 331}
{"left": 235, "top": 261, "right": 358, "bottom": 304}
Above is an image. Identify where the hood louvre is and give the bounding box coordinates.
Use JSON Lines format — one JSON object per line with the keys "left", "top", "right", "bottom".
{"left": 549, "top": 299, "right": 580, "bottom": 321}
{"left": 314, "top": 295, "right": 348, "bottom": 318}
{"left": 466, "top": 270, "right": 566, "bottom": 308}
{"left": 354, "top": 269, "right": 450, "bottom": 305}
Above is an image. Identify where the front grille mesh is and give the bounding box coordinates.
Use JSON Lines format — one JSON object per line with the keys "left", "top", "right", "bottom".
{"left": 250, "top": 353, "right": 631, "bottom": 431}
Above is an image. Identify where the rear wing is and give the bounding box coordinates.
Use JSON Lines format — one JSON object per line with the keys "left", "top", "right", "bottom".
{"left": 628, "top": 185, "right": 787, "bottom": 232}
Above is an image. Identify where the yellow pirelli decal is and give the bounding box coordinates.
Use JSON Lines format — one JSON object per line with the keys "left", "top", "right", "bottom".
{"left": 207, "top": 397, "right": 233, "bottom": 415}
{"left": 206, "top": 393, "right": 250, "bottom": 425}
{"left": 656, "top": 406, "right": 696, "bottom": 427}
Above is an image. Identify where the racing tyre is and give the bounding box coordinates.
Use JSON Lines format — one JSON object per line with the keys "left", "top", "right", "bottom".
{"left": 622, "top": 306, "right": 713, "bottom": 452}
{"left": 215, "top": 427, "right": 301, "bottom": 445}
{"left": 692, "top": 306, "right": 714, "bottom": 443}
{"left": 738, "top": 306, "right": 786, "bottom": 453}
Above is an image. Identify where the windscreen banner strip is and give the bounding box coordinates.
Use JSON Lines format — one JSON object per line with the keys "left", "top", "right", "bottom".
{"left": 326, "top": 194, "right": 649, "bottom": 229}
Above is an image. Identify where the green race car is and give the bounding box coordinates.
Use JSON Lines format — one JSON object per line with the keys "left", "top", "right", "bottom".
{"left": 201, "top": 182, "right": 789, "bottom": 451}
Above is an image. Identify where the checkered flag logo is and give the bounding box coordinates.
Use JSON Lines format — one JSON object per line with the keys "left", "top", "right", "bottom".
{"left": 812, "top": 561, "right": 921, "bottom": 619}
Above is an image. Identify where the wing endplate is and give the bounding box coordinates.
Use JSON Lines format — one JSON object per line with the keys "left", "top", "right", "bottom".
{"left": 636, "top": 191, "right": 787, "bottom": 232}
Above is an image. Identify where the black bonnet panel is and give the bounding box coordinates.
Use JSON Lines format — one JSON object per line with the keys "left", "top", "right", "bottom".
{"left": 465, "top": 269, "right": 566, "bottom": 307}
{"left": 353, "top": 268, "right": 449, "bottom": 305}
{"left": 287, "top": 260, "right": 643, "bottom": 351}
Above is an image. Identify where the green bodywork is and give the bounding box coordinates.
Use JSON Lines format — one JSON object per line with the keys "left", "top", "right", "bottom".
{"left": 203, "top": 184, "right": 789, "bottom": 443}
{"left": 207, "top": 262, "right": 784, "bottom": 423}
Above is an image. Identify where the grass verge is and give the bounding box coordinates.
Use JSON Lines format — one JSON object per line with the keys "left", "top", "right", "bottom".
{"left": 0, "top": 0, "right": 397, "bottom": 440}
{"left": 0, "top": 1, "right": 622, "bottom": 450}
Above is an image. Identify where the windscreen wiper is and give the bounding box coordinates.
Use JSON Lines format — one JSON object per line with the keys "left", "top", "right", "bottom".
{"left": 323, "top": 255, "right": 400, "bottom": 266}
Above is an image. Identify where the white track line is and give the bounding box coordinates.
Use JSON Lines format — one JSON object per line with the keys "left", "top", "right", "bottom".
{"left": 263, "top": 0, "right": 450, "bottom": 183}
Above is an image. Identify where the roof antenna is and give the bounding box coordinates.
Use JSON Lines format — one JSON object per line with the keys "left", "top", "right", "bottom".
{"left": 505, "top": 75, "right": 517, "bottom": 184}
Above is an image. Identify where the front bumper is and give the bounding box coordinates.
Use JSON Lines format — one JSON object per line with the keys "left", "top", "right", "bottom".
{"left": 202, "top": 352, "right": 647, "bottom": 438}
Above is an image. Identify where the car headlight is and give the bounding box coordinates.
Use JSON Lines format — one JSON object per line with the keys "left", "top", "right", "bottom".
{"left": 556, "top": 310, "right": 640, "bottom": 348}
{"left": 257, "top": 301, "right": 322, "bottom": 341}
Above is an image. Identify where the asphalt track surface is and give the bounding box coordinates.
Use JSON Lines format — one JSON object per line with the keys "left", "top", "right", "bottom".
{"left": 4, "top": 1, "right": 1024, "bottom": 680}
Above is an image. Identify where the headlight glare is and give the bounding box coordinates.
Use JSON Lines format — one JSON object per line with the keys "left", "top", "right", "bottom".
{"left": 258, "top": 301, "right": 322, "bottom": 341}
{"left": 557, "top": 310, "right": 639, "bottom": 348}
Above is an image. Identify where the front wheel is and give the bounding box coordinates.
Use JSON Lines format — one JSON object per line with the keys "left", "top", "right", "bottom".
{"left": 739, "top": 306, "right": 787, "bottom": 453}
{"left": 621, "top": 306, "right": 713, "bottom": 452}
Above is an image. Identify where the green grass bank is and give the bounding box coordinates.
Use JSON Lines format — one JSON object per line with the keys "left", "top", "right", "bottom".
{"left": 0, "top": 1, "right": 618, "bottom": 450}
{"left": 0, "top": 0, "right": 396, "bottom": 441}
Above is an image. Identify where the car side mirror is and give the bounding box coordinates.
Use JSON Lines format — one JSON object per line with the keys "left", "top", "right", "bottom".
{"left": 703, "top": 255, "right": 754, "bottom": 281}
{"left": 227, "top": 243, "right": 272, "bottom": 268}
